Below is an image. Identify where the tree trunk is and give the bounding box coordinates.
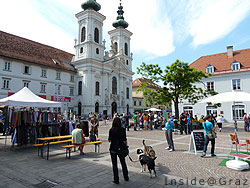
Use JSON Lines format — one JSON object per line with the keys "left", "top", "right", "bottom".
{"left": 174, "top": 101, "right": 179, "bottom": 120}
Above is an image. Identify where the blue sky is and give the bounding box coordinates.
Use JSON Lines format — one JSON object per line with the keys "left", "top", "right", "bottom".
{"left": 1, "top": 0, "right": 250, "bottom": 80}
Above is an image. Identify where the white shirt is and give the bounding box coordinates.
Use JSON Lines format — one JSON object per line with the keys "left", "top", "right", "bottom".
{"left": 216, "top": 116, "right": 223, "bottom": 123}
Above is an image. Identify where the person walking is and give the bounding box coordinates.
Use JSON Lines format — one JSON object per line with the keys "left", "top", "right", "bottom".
{"left": 124, "top": 113, "right": 129, "bottom": 131}
{"left": 187, "top": 114, "right": 192, "bottom": 134}
{"left": 243, "top": 113, "right": 249, "bottom": 132}
{"left": 164, "top": 116, "right": 175, "bottom": 152}
{"left": 108, "top": 117, "right": 129, "bottom": 184}
{"left": 216, "top": 114, "right": 223, "bottom": 132}
{"left": 201, "top": 115, "right": 216, "bottom": 157}
{"left": 143, "top": 113, "right": 148, "bottom": 129}
{"left": 180, "top": 113, "right": 187, "bottom": 134}
{"left": 133, "top": 112, "right": 138, "bottom": 131}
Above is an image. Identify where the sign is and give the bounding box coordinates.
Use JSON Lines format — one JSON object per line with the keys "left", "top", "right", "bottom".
{"left": 8, "top": 92, "right": 71, "bottom": 102}
{"left": 189, "top": 131, "right": 205, "bottom": 155}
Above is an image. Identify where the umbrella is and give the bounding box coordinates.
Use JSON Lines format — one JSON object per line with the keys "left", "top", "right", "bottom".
{"left": 145, "top": 108, "right": 162, "bottom": 112}
{"left": 200, "top": 91, "right": 250, "bottom": 103}
{"left": 200, "top": 91, "right": 250, "bottom": 170}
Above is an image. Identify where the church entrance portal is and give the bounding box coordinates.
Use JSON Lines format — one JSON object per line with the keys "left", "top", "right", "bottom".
{"left": 111, "top": 102, "right": 117, "bottom": 117}
{"left": 78, "top": 102, "right": 81, "bottom": 117}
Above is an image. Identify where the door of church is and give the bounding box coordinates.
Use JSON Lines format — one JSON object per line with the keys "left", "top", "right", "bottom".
{"left": 111, "top": 102, "right": 117, "bottom": 117}
{"left": 78, "top": 102, "right": 81, "bottom": 117}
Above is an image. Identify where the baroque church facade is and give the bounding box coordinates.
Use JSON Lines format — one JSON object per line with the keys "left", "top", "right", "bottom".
{"left": 72, "top": 0, "right": 134, "bottom": 117}
{"left": 0, "top": 0, "right": 133, "bottom": 118}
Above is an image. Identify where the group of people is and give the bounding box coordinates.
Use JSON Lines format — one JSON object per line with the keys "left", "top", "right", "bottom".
{"left": 132, "top": 112, "right": 164, "bottom": 131}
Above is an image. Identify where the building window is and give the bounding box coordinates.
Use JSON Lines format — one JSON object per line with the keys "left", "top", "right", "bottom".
{"left": 41, "top": 83, "right": 46, "bottom": 93}
{"left": 206, "top": 106, "right": 217, "bottom": 116}
{"left": 80, "top": 47, "right": 83, "bottom": 53}
{"left": 125, "top": 43, "right": 128, "bottom": 56}
{"left": 23, "top": 81, "right": 30, "bottom": 88}
{"left": 70, "top": 75, "right": 74, "bottom": 82}
{"left": 96, "top": 81, "right": 100, "bottom": 96}
{"left": 183, "top": 106, "right": 193, "bottom": 115}
{"left": 2, "top": 78, "right": 10, "bottom": 89}
{"left": 126, "top": 87, "right": 129, "bottom": 99}
{"left": 139, "top": 101, "right": 142, "bottom": 106}
{"left": 69, "top": 87, "right": 74, "bottom": 96}
{"left": 232, "top": 61, "right": 240, "bottom": 71}
{"left": 96, "top": 48, "right": 99, "bottom": 54}
{"left": 232, "top": 105, "right": 245, "bottom": 120}
{"left": 114, "top": 42, "right": 118, "bottom": 54}
{"left": 56, "top": 72, "right": 61, "bottom": 80}
{"left": 232, "top": 79, "right": 241, "bottom": 90}
{"left": 94, "top": 28, "right": 99, "bottom": 43}
{"left": 126, "top": 60, "right": 129, "bottom": 65}
{"left": 134, "top": 101, "right": 136, "bottom": 106}
{"left": 207, "top": 82, "right": 214, "bottom": 91}
{"left": 41, "top": 69, "right": 47, "bottom": 77}
{"left": 81, "top": 27, "right": 86, "bottom": 42}
{"left": 206, "top": 65, "right": 214, "bottom": 74}
{"left": 78, "top": 81, "right": 82, "bottom": 95}
{"left": 4, "top": 62, "right": 11, "bottom": 71}
{"left": 55, "top": 84, "right": 61, "bottom": 95}
{"left": 112, "top": 77, "right": 117, "bottom": 95}
{"left": 24, "top": 66, "right": 31, "bottom": 74}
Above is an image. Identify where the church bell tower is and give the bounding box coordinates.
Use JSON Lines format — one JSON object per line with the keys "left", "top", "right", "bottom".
{"left": 74, "top": 0, "right": 106, "bottom": 62}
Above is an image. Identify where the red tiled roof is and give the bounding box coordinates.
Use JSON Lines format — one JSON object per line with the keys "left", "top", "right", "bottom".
{"left": 132, "top": 77, "right": 161, "bottom": 89}
{"left": 0, "top": 30, "right": 76, "bottom": 72}
{"left": 190, "top": 47, "right": 250, "bottom": 74}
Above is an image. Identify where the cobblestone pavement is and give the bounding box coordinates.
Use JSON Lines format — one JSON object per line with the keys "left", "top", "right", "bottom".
{"left": 0, "top": 121, "right": 249, "bottom": 188}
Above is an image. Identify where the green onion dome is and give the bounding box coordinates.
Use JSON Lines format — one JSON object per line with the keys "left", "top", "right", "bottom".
{"left": 112, "top": 3, "right": 128, "bottom": 29}
{"left": 81, "top": 0, "right": 101, "bottom": 12}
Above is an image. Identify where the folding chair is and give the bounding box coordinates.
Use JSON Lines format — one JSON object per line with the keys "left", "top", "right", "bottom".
{"left": 246, "top": 139, "right": 250, "bottom": 154}
{"left": 230, "top": 134, "right": 246, "bottom": 152}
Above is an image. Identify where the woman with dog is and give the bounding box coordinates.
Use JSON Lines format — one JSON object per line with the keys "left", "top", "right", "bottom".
{"left": 108, "top": 117, "right": 129, "bottom": 184}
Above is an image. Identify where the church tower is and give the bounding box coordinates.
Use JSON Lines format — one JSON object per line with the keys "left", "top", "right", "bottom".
{"left": 108, "top": 1, "right": 133, "bottom": 71}
{"left": 74, "top": 0, "right": 106, "bottom": 62}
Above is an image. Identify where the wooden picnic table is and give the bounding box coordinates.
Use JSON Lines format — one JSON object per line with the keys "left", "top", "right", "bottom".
{"left": 37, "top": 135, "right": 72, "bottom": 160}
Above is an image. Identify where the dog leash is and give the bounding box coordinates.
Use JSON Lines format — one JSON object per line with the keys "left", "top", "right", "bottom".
{"left": 127, "top": 154, "right": 139, "bottom": 162}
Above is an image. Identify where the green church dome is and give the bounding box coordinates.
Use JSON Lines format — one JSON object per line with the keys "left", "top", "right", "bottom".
{"left": 81, "top": 0, "right": 101, "bottom": 12}
{"left": 112, "top": 3, "right": 128, "bottom": 29}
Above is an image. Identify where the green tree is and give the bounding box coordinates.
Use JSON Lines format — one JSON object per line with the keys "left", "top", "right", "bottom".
{"left": 137, "top": 59, "right": 216, "bottom": 118}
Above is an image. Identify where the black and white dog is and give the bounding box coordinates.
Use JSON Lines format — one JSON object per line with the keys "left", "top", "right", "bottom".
{"left": 137, "top": 149, "right": 157, "bottom": 178}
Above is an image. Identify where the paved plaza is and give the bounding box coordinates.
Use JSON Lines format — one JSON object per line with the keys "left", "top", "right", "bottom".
{"left": 0, "top": 121, "right": 250, "bottom": 188}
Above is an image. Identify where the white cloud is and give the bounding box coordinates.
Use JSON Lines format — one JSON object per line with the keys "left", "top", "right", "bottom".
{"left": 187, "top": 0, "right": 250, "bottom": 47}
{"left": 0, "top": 0, "right": 175, "bottom": 58}
{"left": 0, "top": 0, "right": 75, "bottom": 54}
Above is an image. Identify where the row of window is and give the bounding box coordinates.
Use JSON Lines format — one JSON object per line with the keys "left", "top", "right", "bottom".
{"left": 183, "top": 105, "right": 245, "bottom": 120}
{"left": 206, "top": 61, "right": 240, "bottom": 74}
{"left": 81, "top": 27, "right": 99, "bottom": 43}
{"left": 1, "top": 78, "right": 74, "bottom": 96}
{"left": 206, "top": 79, "right": 241, "bottom": 91}
{"left": 77, "top": 79, "right": 130, "bottom": 98}
{"left": 3, "top": 62, "right": 75, "bottom": 82}
{"left": 134, "top": 100, "right": 142, "bottom": 106}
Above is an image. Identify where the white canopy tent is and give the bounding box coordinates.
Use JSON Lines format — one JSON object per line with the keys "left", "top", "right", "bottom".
{"left": 0, "top": 87, "right": 61, "bottom": 108}
{"left": 200, "top": 91, "right": 250, "bottom": 171}
{"left": 200, "top": 91, "right": 250, "bottom": 104}
{"left": 145, "top": 108, "right": 162, "bottom": 112}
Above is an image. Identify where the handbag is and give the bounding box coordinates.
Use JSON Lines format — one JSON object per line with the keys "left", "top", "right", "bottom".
{"left": 117, "top": 146, "right": 129, "bottom": 158}
{"left": 204, "top": 122, "right": 217, "bottom": 140}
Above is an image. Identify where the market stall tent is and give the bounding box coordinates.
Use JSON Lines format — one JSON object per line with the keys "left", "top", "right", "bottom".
{"left": 145, "top": 108, "right": 162, "bottom": 112}
{"left": 0, "top": 87, "right": 61, "bottom": 108}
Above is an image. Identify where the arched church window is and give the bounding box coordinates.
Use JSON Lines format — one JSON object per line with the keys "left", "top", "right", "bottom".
{"left": 114, "top": 42, "right": 118, "bottom": 54}
{"left": 80, "top": 47, "right": 83, "bottom": 53}
{"left": 96, "top": 48, "right": 99, "bottom": 54}
{"left": 112, "top": 77, "right": 117, "bottom": 95}
{"left": 96, "top": 81, "right": 99, "bottom": 95}
{"left": 125, "top": 43, "right": 128, "bottom": 56}
{"left": 126, "top": 60, "right": 129, "bottom": 65}
{"left": 78, "top": 81, "right": 82, "bottom": 95}
{"left": 94, "top": 28, "right": 99, "bottom": 43}
{"left": 81, "top": 27, "right": 86, "bottom": 42}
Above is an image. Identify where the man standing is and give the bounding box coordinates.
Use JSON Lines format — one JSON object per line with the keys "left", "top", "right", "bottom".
{"left": 180, "top": 113, "right": 187, "bottom": 135}
{"left": 133, "top": 112, "right": 138, "bottom": 131}
{"left": 164, "top": 116, "right": 175, "bottom": 152}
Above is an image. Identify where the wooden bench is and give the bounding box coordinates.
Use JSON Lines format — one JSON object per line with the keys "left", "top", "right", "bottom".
{"left": 33, "top": 139, "right": 72, "bottom": 158}
{"left": 61, "top": 141, "right": 103, "bottom": 159}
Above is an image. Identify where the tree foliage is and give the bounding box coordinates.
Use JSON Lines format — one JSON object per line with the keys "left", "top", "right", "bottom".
{"left": 137, "top": 59, "right": 217, "bottom": 118}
